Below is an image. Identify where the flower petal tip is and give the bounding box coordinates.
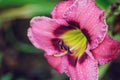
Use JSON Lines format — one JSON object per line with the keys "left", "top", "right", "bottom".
{"left": 51, "top": 0, "right": 73, "bottom": 19}
{"left": 92, "top": 35, "right": 120, "bottom": 64}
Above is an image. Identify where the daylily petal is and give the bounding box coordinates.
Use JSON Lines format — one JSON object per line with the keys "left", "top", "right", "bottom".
{"left": 62, "top": 55, "right": 78, "bottom": 80}
{"left": 63, "top": 53, "right": 98, "bottom": 80}
{"left": 44, "top": 54, "right": 64, "bottom": 73}
{"left": 76, "top": 54, "right": 98, "bottom": 80}
{"left": 64, "top": 0, "right": 107, "bottom": 49}
{"left": 27, "top": 16, "right": 68, "bottom": 55}
{"left": 92, "top": 35, "right": 120, "bottom": 64}
{"left": 51, "top": 0, "right": 73, "bottom": 19}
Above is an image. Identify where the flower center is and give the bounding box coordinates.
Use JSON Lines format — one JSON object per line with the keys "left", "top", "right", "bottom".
{"left": 54, "top": 29, "right": 87, "bottom": 57}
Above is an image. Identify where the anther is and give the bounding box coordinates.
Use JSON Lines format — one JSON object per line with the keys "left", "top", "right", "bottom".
{"left": 63, "top": 45, "right": 69, "bottom": 51}
{"left": 58, "top": 39, "right": 64, "bottom": 49}
{"left": 58, "top": 39, "right": 64, "bottom": 46}
{"left": 53, "top": 40, "right": 72, "bottom": 57}
{"left": 68, "top": 49, "right": 72, "bottom": 54}
{"left": 63, "top": 45, "right": 72, "bottom": 54}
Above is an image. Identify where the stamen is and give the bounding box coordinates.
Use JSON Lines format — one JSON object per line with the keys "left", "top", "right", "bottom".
{"left": 58, "top": 39, "right": 63, "bottom": 46}
{"left": 68, "top": 50, "right": 72, "bottom": 54}
{"left": 63, "top": 45, "right": 72, "bottom": 54}
{"left": 53, "top": 40, "right": 72, "bottom": 57}
{"left": 58, "top": 39, "right": 64, "bottom": 49}
{"left": 63, "top": 45, "right": 69, "bottom": 51}
{"left": 53, "top": 52, "right": 68, "bottom": 57}
{"left": 60, "top": 29, "right": 87, "bottom": 57}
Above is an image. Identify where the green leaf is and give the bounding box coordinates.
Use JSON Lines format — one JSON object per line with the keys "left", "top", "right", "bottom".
{"left": 1, "top": 73, "right": 13, "bottom": 80}
{"left": 108, "top": 31, "right": 120, "bottom": 41}
{"left": 99, "top": 63, "right": 111, "bottom": 80}
{"left": 5, "top": 27, "right": 43, "bottom": 54}
{"left": 0, "top": 0, "right": 60, "bottom": 22}
{"left": 16, "top": 77, "right": 26, "bottom": 80}
{"left": 50, "top": 73, "right": 68, "bottom": 80}
{"left": 109, "top": 0, "right": 120, "bottom": 3}
{"left": 14, "top": 41, "right": 43, "bottom": 53}
{"left": 0, "top": 51, "right": 3, "bottom": 64}
{"left": 0, "top": 0, "right": 60, "bottom": 8}
{"left": 96, "top": 0, "right": 111, "bottom": 10}
{"left": 112, "top": 34, "right": 120, "bottom": 41}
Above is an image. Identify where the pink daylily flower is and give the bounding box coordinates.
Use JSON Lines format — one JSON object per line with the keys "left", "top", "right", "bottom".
{"left": 27, "top": 0, "right": 120, "bottom": 80}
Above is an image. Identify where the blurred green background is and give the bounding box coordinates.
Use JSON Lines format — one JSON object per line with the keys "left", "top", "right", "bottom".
{"left": 0, "top": 0, "right": 120, "bottom": 80}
